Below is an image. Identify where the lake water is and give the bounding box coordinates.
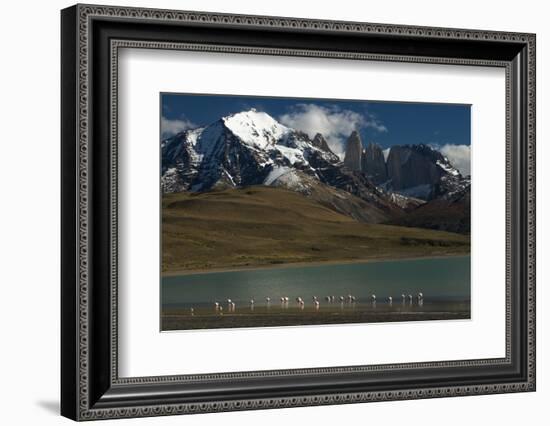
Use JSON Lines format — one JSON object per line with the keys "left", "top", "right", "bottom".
{"left": 162, "top": 256, "right": 470, "bottom": 312}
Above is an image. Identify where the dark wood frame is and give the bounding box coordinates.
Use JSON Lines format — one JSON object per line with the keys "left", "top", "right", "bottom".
{"left": 61, "top": 3, "right": 536, "bottom": 421}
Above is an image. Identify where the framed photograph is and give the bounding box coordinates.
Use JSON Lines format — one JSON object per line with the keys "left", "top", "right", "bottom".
{"left": 159, "top": 93, "right": 473, "bottom": 331}
{"left": 61, "top": 4, "right": 536, "bottom": 421}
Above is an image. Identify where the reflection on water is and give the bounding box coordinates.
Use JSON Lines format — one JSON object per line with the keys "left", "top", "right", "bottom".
{"left": 161, "top": 256, "right": 470, "bottom": 329}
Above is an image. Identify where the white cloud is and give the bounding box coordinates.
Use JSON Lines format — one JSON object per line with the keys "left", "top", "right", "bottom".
{"left": 365, "top": 119, "right": 388, "bottom": 133}
{"left": 161, "top": 116, "right": 196, "bottom": 139}
{"left": 278, "top": 104, "right": 386, "bottom": 158}
{"left": 439, "top": 144, "right": 471, "bottom": 176}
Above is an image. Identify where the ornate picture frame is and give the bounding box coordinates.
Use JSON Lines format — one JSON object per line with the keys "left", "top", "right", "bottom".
{"left": 61, "top": 4, "right": 535, "bottom": 421}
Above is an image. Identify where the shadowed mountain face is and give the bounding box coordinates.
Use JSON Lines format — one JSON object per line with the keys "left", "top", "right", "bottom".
{"left": 162, "top": 109, "right": 470, "bottom": 234}
{"left": 343, "top": 131, "right": 363, "bottom": 171}
{"left": 386, "top": 145, "right": 449, "bottom": 191}
{"left": 362, "top": 142, "right": 388, "bottom": 184}
{"left": 344, "top": 140, "right": 469, "bottom": 203}
{"left": 311, "top": 133, "right": 332, "bottom": 153}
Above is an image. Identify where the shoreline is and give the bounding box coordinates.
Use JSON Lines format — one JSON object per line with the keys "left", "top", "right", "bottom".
{"left": 161, "top": 310, "right": 471, "bottom": 331}
{"left": 162, "top": 252, "right": 470, "bottom": 277}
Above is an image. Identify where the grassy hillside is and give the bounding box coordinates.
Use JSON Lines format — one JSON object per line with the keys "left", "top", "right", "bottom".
{"left": 162, "top": 186, "right": 470, "bottom": 273}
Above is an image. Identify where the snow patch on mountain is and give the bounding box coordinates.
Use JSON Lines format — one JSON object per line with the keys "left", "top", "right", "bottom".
{"left": 185, "top": 127, "right": 203, "bottom": 146}
{"left": 162, "top": 167, "right": 180, "bottom": 191}
{"left": 268, "top": 168, "right": 309, "bottom": 192}
{"left": 275, "top": 145, "right": 307, "bottom": 165}
{"left": 436, "top": 159, "right": 460, "bottom": 176}
{"left": 389, "top": 192, "right": 426, "bottom": 209}
{"left": 264, "top": 166, "right": 292, "bottom": 185}
{"left": 223, "top": 109, "right": 290, "bottom": 150}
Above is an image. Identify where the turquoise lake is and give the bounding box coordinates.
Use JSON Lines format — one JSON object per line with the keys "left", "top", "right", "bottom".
{"left": 162, "top": 255, "right": 470, "bottom": 309}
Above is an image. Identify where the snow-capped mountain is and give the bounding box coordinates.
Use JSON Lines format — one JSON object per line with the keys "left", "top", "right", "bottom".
{"left": 161, "top": 109, "right": 401, "bottom": 217}
{"left": 162, "top": 109, "right": 340, "bottom": 193}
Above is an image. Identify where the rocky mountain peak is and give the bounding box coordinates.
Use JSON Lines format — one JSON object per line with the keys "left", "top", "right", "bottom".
{"left": 385, "top": 144, "right": 463, "bottom": 199}
{"left": 161, "top": 110, "right": 345, "bottom": 193}
{"left": 343, "top": 131, "right": 363, "bottom": 171}
{"left": 362, "top": 142, "right": 388, "bottom": 184}
{"left": 221, "top": 109, "right": 290, "bottom": 150}
{"left": 312, "top": 133, "right": 333, "bottom": 154}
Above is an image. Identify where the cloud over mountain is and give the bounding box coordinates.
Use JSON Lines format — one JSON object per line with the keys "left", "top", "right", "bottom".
{"left": 439, "top": 144, "right": 471, "bottom": 176}
{"left": 278, "top": 104, "right": 386, "bottom": 158}
{"left": 161, "top": 116, "right": 196, "bottom": 139}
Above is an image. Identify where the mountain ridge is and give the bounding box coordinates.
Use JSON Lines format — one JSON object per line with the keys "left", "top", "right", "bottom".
{"left": 161, "top": 108, "right": 470, "bottom": 233}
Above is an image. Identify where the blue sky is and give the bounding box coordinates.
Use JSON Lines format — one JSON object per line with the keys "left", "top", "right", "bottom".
{"left": 161, "top": 93, "right": 472, "bottom": 174}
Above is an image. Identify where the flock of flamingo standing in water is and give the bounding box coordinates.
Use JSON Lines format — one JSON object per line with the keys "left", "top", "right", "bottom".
{"left": 187, "top": 292, "right": 424, "bottom": 316}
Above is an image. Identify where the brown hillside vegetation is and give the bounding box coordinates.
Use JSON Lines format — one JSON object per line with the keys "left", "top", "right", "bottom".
{"left": 162, "top": 186, "right": 470, "bottom": 273}
{"left": 386, "top": 189, "right": 471, "bottom": 234}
